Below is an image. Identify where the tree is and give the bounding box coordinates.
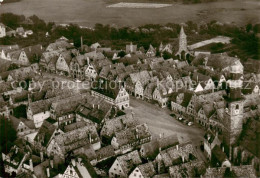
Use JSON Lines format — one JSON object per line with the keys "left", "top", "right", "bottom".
{"left": 0, "top": 13, "right": 25, "bottom": 29}
{"left": 162, "top": 51, "right": 172, "bottom": 60}
{"left": 13, "top": 104, "right": 27, "bottom": 118}
{"left": 118, "top": 51, "right": 126, "bottom": 58}
{"left": 0, "top": 116, "right": 17, "bottom": 154}
{"left": 7, "top": 63, "right": 19, "bottom": 71}
{"left": 246, "top": 23, "right": 253, "bottom": 33}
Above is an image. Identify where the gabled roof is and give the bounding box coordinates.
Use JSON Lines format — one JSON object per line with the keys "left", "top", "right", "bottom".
{"left": 129, "top": 70, "right": 152, "bottom": 86}
{"left": 137, "top": 162, "right": 156, "bottom": 177}
{"left": 116, "top": 150, "right": 142, "bottom": 175}
{"left": 53, "top": 124, "right": 99, "bottom": 155}
{"left": 46, "top": 40, "right": 73, "bottom": 52}
{"left": 92, "top": 79, "right": 122, "bottom": 99}
{"left": 34, "top": 120, "right": 57, "bottom": 147}
{"left": 141, "top": 135, "right": 179, "bottom": 159}
{"left": 101, "top": 113, "right": 139, "bottom": 138}
{"left": 114, "top": 124, "right": 151, "bottom": 147}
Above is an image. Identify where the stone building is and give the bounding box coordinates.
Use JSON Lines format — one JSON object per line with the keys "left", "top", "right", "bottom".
{"left": 175, "top": 26, "right": 191, "bottom": 60}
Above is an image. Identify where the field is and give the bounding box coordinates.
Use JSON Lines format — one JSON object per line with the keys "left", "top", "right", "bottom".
{"left": 107, "top": 2, "right": 172, "bottom": 8}
{"left": 0, "top": 0, "right": 259, "bottom": 27}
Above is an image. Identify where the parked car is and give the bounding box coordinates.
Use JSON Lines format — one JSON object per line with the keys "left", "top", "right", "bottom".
{"left": 178, "top": 117, "right": 183, "bottom": 121}
{"left": 188, "top": 122, "right": 194, "bottom": 126}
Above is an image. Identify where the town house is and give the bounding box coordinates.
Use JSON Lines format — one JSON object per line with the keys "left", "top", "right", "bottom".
{"left": 129, "top": 162, "right": 156, "bottom": 178}
{"left": 47, "top": 124, "right": 101, "bottom": 159}
{"left": 204, "top": 130, "right": 221, "bottom": 160}
{"left": 111, "top": 123, "right": 151, "bottom": 154}
{"left": 91, "top": 80, "right": 129, "bottom": 110}
{"left": 70, "top": 54, "right": 89, "bottom": 80}
{"left": 109, "top": 150, "right": 142, "bottom": 177}
{"left": 125, "top": 70, "right": 152, "bottom": 98}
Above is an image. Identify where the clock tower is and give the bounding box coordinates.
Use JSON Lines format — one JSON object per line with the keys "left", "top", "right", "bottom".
{"left": 223, "top": 60, "right": 244, "bottom": 157}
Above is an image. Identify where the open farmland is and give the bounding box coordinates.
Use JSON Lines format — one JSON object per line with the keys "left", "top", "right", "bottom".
{"left": 0, "top": 0, "right": 259, "bottom": 27}
{"left": 107, "top": 2, "right": 172, "bottom": 8}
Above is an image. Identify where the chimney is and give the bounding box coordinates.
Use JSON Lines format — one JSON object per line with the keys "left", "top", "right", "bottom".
{"left": 15, "top": 147, "right": 18, "bottom": 154}
{"left": 159, "top": 133, "right": 162, "bottom": 139}
{"left": 41, "top": 45, "right": 43, "bottom": 50}
{"left": 50, "top": 159, "right": 54, "bottom": 169}
{"left": 92, "top": 104, "right": 95, "bottom": 109}
{"left": 97, "top": 104, "right": 100, "bottom": 109}
{"left": 40, "top": 152, "right": 44, "bottom": 162}
{"left": 46, "top": 167, "right": 50, "bottom": 177}
{"left": 29, "top": 159, "right": 33, "bottom": 172}
{"left": 176, "top": 145, "right": 179, "bottom": 150}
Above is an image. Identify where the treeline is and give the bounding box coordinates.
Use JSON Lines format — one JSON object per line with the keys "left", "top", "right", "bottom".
{"left": 0, "top": 13, "right": 259, "bottom": 60}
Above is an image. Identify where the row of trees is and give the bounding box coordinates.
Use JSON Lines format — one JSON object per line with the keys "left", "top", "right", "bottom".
{"left": 0, "top": 13, "right": 259, "bottom": 60}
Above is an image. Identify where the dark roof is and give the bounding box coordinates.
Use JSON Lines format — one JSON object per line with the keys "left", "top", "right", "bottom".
{"left": 239, "top": 119, "right": 260, "bottom": 158}
{"left": 92, "top": 80, "right": 120, "bottom": 99}
{"left": 34, "top": 120, "right": 57, "bottom": 147}
{"left": 212, "top": 145, "right": 227, "bottom": 163}
{"left": 96, "top": 145, "right": 115, "bottom": 161}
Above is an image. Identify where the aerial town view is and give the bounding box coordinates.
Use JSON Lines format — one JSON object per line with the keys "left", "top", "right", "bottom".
{"left": 0, "top": 0, "right": 259, "bottom": 177}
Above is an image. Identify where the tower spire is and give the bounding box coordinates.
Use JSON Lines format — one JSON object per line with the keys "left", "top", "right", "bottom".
{"left": 175, "top": 25, "right": 190, "bottom": 60}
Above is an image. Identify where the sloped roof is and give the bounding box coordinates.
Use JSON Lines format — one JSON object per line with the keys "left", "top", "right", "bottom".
{"left": 116, "top": 150, "right": 142, "bottom": 175}
{"left": 141, "top": 135, "right": 179, "bottom": 159}
{"left": 54, "top": 124, "right": 99, "bottom": 155}
{"left": 129, "top": 70, "right": 152, "bottom": 86}
{"left": 101, "top": 113, "right": 139, "bottom": 138}
{"left": 96, "top": 145, "right": 115, "bottom": 161}
{"left": 34, "top": 120, "right": 57, "bottom": 146}
{"left": 212, "top": 145, "right": 227, "bottom": 163}
{"left": 114, "top": 124, "right": 151, "bottom": 147}
{"left": 138, "top": 162, "right": 156, "bottom": 177}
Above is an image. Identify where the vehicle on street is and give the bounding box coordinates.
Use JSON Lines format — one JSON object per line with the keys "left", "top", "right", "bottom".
{"left": 188, "top": 122, "right": 194, "bottom": 126}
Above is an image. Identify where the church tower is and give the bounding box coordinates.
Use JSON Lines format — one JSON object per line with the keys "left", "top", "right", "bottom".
{"left": 223, "top": 60, "right": 244, "bottom": 157}
{"left": 176, "top": 26, "right": 190, "bottom": 60}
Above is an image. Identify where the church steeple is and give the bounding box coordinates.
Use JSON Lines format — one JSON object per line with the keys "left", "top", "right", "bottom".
{"left": 176, "top": 25, "right": 190, "bottom": 60}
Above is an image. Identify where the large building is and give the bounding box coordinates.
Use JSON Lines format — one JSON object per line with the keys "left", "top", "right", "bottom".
{"left": 222, "top": 59, "right": 244, "bottom": 157}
